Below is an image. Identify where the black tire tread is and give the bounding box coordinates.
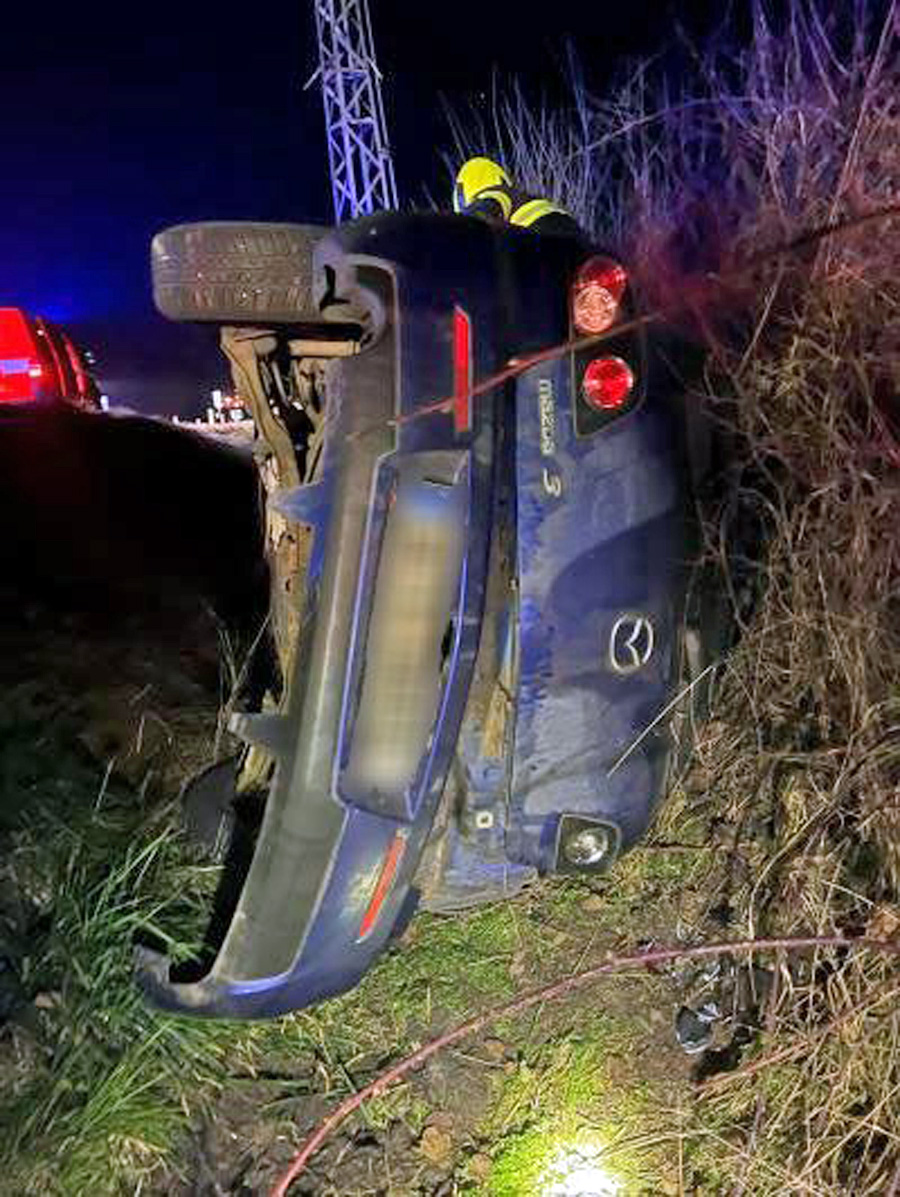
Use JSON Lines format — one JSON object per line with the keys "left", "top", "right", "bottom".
{"left": 152, "top": 221, "right": 328, "bottom": 324}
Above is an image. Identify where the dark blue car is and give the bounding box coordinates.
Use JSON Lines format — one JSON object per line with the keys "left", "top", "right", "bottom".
{"left": 138, "top": 212, "right": 723, "bottom": 1017}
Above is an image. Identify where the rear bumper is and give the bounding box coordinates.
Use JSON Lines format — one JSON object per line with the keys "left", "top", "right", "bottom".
{"left": 137, "top": 238, "right": 498, "bottom": 1018}
{"left": 137, "top": 809, "right": 415, "bottom": 1018}
{"left": 137, "top": 266, "right": 403, "bottom": 1017}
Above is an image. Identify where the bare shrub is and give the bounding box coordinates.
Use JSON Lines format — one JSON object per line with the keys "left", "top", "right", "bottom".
{"left": 449, "top": 2, "right": 900, "bottom": 1191}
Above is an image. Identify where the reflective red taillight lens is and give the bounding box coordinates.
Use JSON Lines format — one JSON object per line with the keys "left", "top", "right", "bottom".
{"left": 452, "top": 306, "right": 472, "bottom": 433}
{"left": 572, "top": 256, "right": 628, "bottom": 335}
{"left": 357, "top": 831, "right": 408, "bottom": 941}
{"left": 582, "top": 357, "right": 635, "bottom": 411}
{"left": 0, "top": 311, "right": 47, "bottom": 403}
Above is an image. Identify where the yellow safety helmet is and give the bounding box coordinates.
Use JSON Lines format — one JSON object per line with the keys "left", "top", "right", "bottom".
{"left": 453, "top": 156, "right": 511, "bottom": 213}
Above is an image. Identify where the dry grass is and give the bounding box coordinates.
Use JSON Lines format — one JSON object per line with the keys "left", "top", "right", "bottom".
{"left": 679, "top": 11, "right": 900, "bottom": 1188}
{"left": 450, "top": 1, "right": 900, "bottom": 1191}
{"left": 683, "top": 287, "right": 900, "bottom": 1192}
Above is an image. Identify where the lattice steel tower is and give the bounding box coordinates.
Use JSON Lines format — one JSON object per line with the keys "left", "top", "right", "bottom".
{"left": 311, "top": 0, "right": 398, "bottom": 223}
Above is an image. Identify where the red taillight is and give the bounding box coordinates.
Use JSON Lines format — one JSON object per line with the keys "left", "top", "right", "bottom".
{"left": 357, "top": 831, "right": 407, "bottom": 941}
{"left": 572, "top": 256, "right": 628, "bottom": 335}
{"left": 0, "top": 311, "right": 47, "bottom": 403}
{"left": 582, "top": 357, "right": 635, "bottom": 411}
{"left": 0, "top": 308, "right": 35, "bottom": 356}
{"left": 0, "top": 360, "right": 43, "bottom": 404}
{"left": 452, "top": 306, "right": 472, "bottom": 434}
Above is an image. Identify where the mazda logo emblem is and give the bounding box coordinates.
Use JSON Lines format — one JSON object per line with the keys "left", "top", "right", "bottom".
{"left": 609, "top": 614, "right": 655, "bottom": 675}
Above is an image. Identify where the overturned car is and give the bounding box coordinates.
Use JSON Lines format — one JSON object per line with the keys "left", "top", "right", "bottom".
{"left": 137, "top": 212, "right": 725, "bottom": 1017}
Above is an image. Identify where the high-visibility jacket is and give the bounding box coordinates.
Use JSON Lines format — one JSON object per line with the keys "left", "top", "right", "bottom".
{"left": 453, "top": 156, "right": 581, "bottom": 236}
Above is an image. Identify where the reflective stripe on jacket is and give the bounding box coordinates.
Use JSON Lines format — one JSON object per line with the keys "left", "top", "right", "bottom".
{"left": 460, "top": 181, "right": 573, "bottom": 230}
{"left": 510, "top": 197, "right": 570, "bottom": 228}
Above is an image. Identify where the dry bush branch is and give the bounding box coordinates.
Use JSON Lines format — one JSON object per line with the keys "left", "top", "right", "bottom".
{"left": 446, "top": 1, "right": 900, "bottom": 1191}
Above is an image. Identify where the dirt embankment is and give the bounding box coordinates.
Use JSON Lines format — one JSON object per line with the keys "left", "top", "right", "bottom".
{"left": 0, "top": 410, "right": 267, "bottom": 629}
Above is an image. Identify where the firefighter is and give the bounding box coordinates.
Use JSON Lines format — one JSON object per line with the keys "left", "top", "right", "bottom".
{"left": 452, "top": 156, "right": 582, "bottom": 237}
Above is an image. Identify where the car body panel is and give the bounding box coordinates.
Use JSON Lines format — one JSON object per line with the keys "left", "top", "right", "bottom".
{"left": 0, "top": 307, "right": 99, "bottom": 414}
{"left": 508, "top": 356, "right": 689, "bottom": 867}
{"left": 139, "top": 212, "right": 713, "bottom": 1017}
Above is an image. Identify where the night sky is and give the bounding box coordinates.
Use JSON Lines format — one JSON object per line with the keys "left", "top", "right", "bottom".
{"left": 1, "top": 1, "right": 724, "bottom": 414}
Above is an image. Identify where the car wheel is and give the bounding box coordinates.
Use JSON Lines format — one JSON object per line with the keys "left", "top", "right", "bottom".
{"left": 151, "top": 222, "right": 329, "bottom": 325}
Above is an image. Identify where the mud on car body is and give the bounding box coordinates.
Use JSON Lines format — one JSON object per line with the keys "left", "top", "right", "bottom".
{"left": 138, "top": 212, "right": 723, "bottom": 1017}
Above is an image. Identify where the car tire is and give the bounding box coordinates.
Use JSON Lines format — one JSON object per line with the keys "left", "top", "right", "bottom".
{"left": 151, "top": 222, "right": 329, "bottom": 325}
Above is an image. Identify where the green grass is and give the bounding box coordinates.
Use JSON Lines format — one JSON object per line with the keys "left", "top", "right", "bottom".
{"left": 1, "top": 776, "right": 515, "bottom": 1193}
{"left": 0, "top": 785, "right": 241, "bottom": 1195}
{"left": 0, "top": 732, "right": 713, "bottom": 1197}
{"left": 353, "top": 902, "right": 521, "bottom": 1022}
{"left": 480, "top": 1019, "right": 664, "bottom": 1196}
{"left": 0, "top": 646, "right": 710, "bottom": 1197}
